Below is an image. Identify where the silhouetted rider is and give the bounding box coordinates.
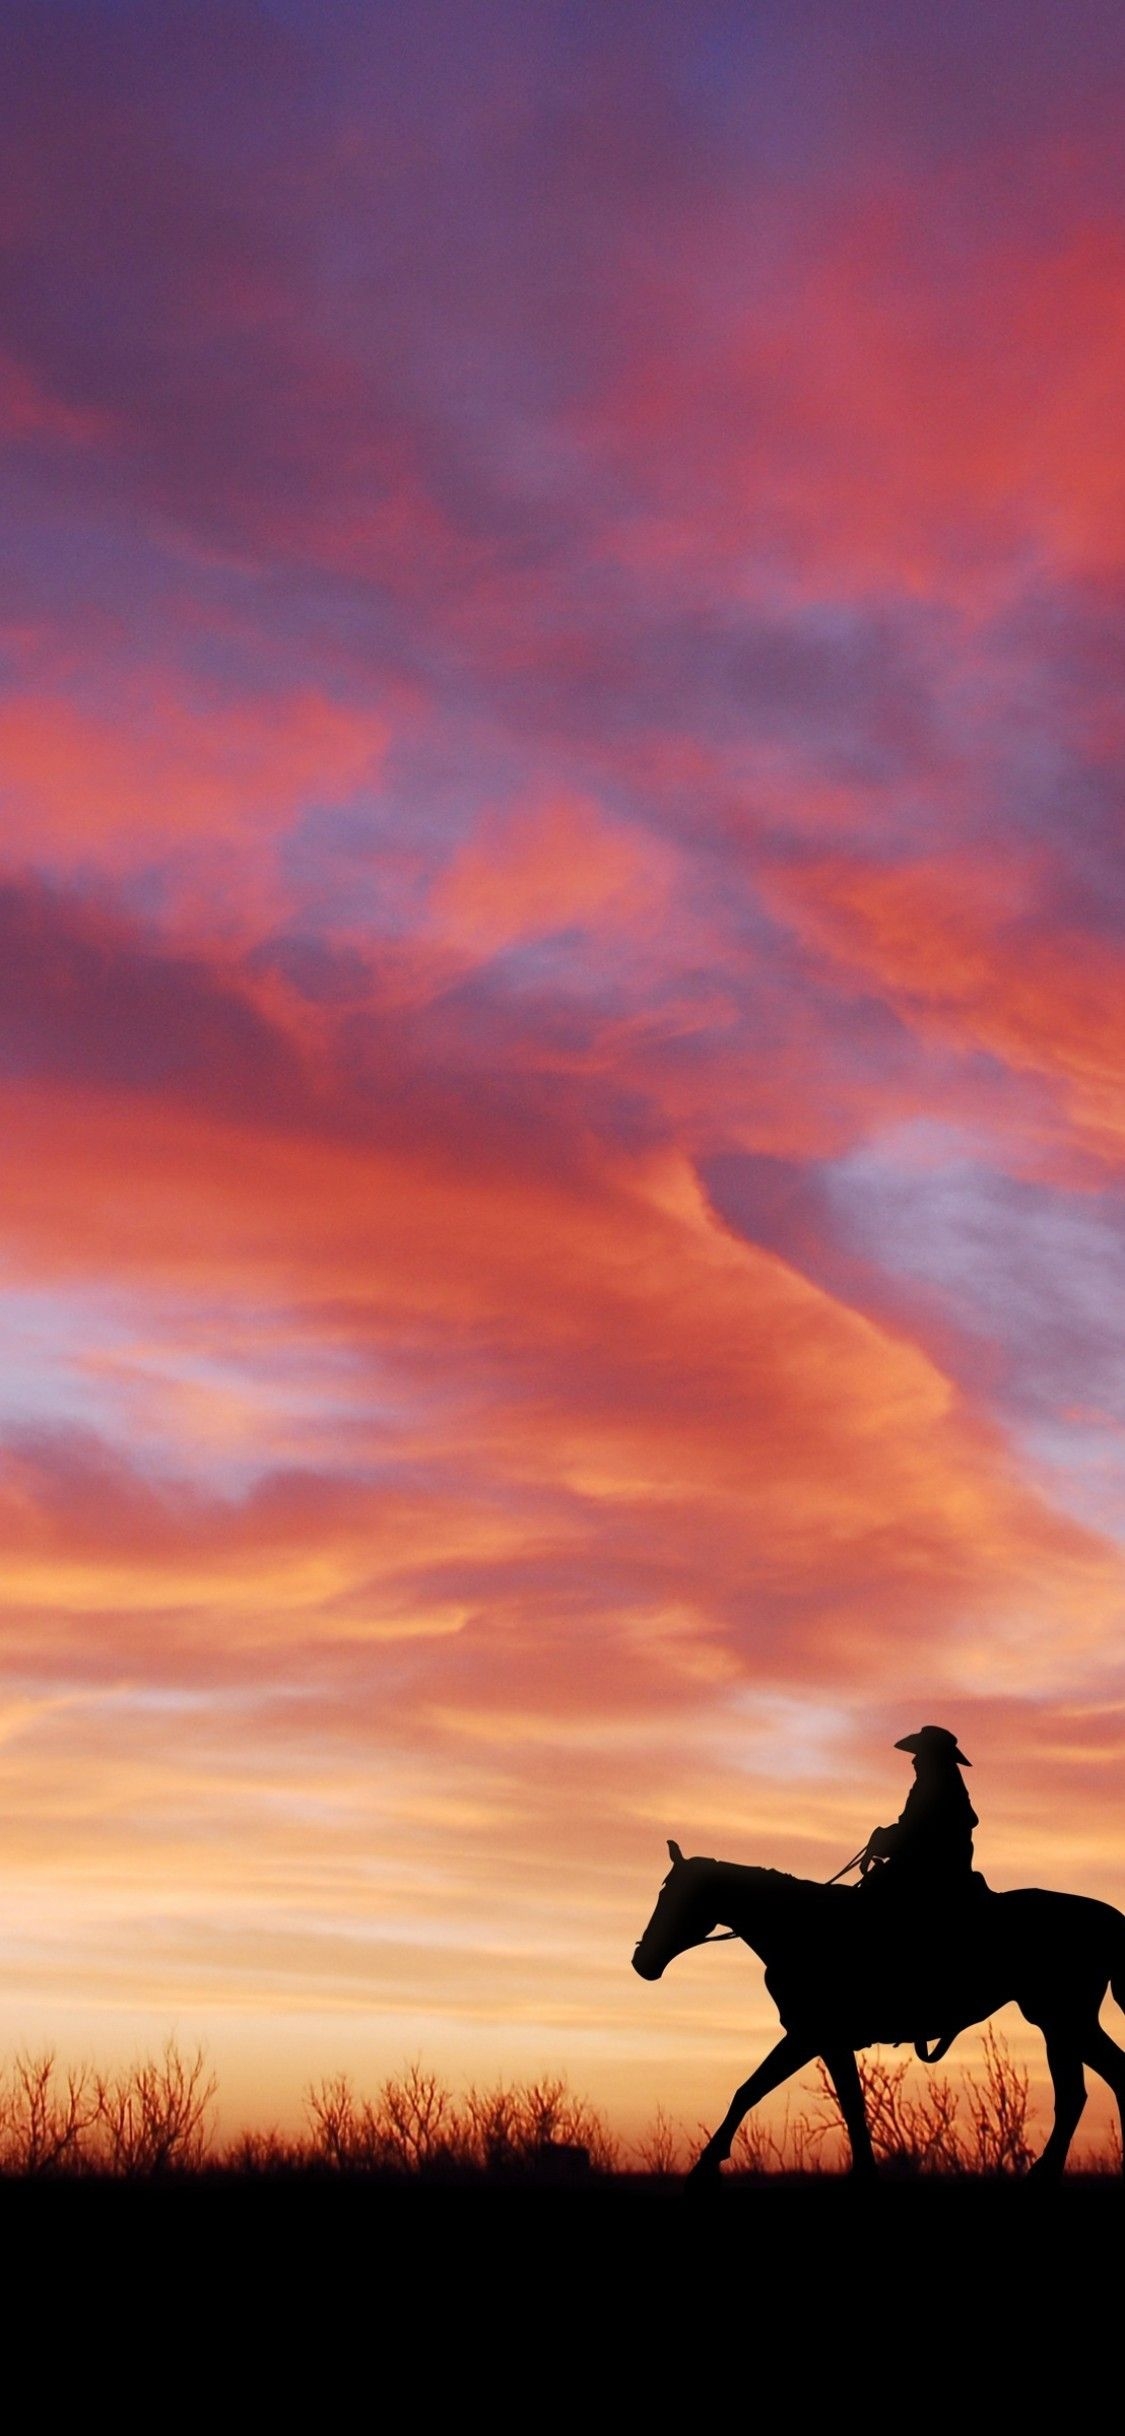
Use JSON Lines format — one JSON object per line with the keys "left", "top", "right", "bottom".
{"left": 860, "top": 1725, "right": 979, "bottom": 1895}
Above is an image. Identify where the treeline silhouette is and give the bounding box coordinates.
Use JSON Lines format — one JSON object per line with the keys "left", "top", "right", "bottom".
{"left": 0, "top": 2031, "right": 1119, "bottom": 2180}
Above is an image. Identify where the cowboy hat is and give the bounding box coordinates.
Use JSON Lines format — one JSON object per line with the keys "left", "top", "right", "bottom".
{"left": 895, "top": 1724, "right": 971, "bottom": 1766}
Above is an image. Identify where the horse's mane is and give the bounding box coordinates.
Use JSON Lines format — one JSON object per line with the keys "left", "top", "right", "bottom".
{"left": 705, "top": 1859, "right": 847, "bottom": 1905}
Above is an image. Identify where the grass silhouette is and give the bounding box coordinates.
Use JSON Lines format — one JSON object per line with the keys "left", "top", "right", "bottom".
{"left": 0, "top": 2030, "right": 1119, "bottom": 2181}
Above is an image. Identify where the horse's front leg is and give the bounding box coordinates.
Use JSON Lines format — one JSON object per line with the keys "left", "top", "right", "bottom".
{"left": 688, "top": 2031, "right": 815, "bottom": 2180}
{"left": 822, "top": 2046, "right": 877, "bottom": 2179}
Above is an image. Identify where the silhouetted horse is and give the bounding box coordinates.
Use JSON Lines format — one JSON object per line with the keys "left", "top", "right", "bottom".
{"left": 633, "top": 1844, "right": 1125, "bottom": 2179}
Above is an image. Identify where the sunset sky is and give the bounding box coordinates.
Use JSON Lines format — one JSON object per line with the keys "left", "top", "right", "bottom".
{"left": 2, "top": 0, "right": 1124, "bottom": 2149}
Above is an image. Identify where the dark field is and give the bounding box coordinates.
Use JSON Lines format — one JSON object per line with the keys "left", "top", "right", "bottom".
{"left": 8, "top": 2174, "right": 1118, "bottom": 2398}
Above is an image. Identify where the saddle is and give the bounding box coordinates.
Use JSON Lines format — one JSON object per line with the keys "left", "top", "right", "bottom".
{"left": 852, "top": 1872, "right": 992, "bottom": 2061}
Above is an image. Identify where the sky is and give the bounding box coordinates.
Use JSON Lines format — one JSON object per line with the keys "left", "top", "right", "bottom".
{"left": 1, "top": 0, "right": 1124, "bottom": 2149}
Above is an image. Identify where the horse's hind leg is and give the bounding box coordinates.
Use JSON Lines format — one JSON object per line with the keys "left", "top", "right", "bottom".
{"left": 1027, "top": 2027, "right": 1087, "bottom": 2181}
{"left": 1083, "top": 2023, "right": 1125, "bottom": 2173}
{"left": 688, "top": 2030, "right": 815, "bottom": 2180}
{"left": 823, "top": 2047, "right": 876, "bottom": 2180}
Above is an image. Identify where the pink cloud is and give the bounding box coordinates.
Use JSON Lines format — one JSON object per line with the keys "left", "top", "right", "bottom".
{"left": 0, "top": 685, "right": 388, "bottom": 857}
{"left": 433, "top": 792, "right": 669, "bottom": 956}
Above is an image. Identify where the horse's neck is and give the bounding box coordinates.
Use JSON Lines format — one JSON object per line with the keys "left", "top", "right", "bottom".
{"left": 706, "top": 1862, "right": 792, "bottom": 1959}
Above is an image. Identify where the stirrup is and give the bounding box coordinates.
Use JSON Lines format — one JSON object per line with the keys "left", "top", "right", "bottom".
{"left": 915, "top": 2030, "right": 957, "bottom": 2065}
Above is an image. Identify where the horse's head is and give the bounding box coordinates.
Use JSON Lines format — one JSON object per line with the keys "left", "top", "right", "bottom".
{"left": 632, "top": 1841, "right": 722, "bottom": 1980}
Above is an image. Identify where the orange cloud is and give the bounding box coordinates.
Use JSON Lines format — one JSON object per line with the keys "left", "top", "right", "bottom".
{"left": 0, "top": 1033, "right": 1118, "bottom": 1709}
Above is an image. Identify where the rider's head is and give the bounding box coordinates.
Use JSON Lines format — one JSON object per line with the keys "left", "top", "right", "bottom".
{"left": 895, "top": 1724, "right": 971, "bottom": 1771}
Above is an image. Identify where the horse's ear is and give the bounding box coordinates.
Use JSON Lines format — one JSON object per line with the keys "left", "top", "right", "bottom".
{"left": 667, "top": 1839, "right": 684, "bottom": 1865}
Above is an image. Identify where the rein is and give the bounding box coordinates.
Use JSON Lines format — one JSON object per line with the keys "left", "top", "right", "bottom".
{"left": 825, "top": 1845, "right": 870, "bottom": 1886}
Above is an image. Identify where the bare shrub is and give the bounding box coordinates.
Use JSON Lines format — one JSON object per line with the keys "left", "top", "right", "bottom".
{"left": 633, "top": 2104, "right": 683, "bottom": 2175}
{"left": 95, "top": 2040, "right": 217, "bottom": 2177}
{"left": 306, "top": 2063, "right": 468, "bottom": 2174}
{"left": 514, "top": 2075, "right": 617, "bottom": 2172}
{"left": 0, "top": 2035, "right": 1045, "bottom": 2181}
{"left": 809, "top": 2031, "right": 1034, "bottom": 2177}
{"left": 730, "top": 2113, "right": 787, "bottom": 2176}
{"left": 305, "top": 2072, "right": 379, "bottom": 2170}
{"left": 0, "top": 2051, "right": 100, "bottom": 2176}
{"left": 1078, "top": 2118, "right": 1124, "bottom": 2176}
{"left": 377, "top": 2062, "right": 469, "bottom": 2174}
{"left": 464, "top": 2074, "right": 619, "bottom": 2175}
{"left": 304, "top": 2064, "right": 619, "bottom": 2178}
{"left": 808, "top": 2052, "right": 958, "bottom": 2175}
{"left": 463, "top": 2080, "right": 525, "bottom": 2174}
{"left": 909, "top": 2068, "right": 965, "bottom": 2174}
{"left": 730, "top": 2093, "right": 826, "bottom": 2176}
{"left": 962, "top": 2025, "right": 1035, "bottom": 2176}
{"left": 222, "top": 2128, "right": 305, "bottom": 2176}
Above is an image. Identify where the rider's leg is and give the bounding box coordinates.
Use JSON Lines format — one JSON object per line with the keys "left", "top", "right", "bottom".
{"left": 822, "top": 2046, "right": 877, "bottom": 2178}
{"left": 689, "top": 2031, "right": 815, "bottom": 2178}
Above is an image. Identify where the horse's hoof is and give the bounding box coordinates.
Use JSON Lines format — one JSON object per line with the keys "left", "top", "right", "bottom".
{"left": 684, "top": 2154, "right": 723, "bottom": 2188}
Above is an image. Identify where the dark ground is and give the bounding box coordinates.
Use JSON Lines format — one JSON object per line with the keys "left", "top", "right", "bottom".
{"left": 5, "top": 2174, "right": 1117, "bottom": 2400}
